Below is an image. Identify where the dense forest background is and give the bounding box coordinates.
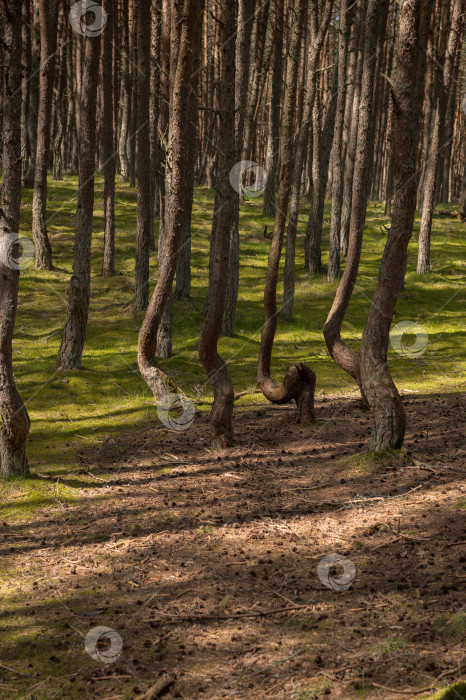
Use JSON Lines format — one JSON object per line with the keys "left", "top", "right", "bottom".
{"left": 0, "top": 0, "right": 465, "bottom": 698}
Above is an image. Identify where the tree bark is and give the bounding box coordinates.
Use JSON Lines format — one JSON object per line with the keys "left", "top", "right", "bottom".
{"left": 199, "top": 0, "right": 237, "bottom": 446}
{"left": 323, "top": 0, "right": 389, "bottom": 402}
{"left": 360, "top": 0, "right": 434, "bottom": 451}
{"left": 138, "top": 0, "right": 202, "bottom": 402}
{"left": 32, "top": 0, "right": 58, "bottom": 270}
{"left": 0, "top": 0, "right": 31, "bottom": 478}
{"left": 56, "top": 24, "right": 101, "bottom": 370}
{"left": 257, "top": 0, "right": 316, "bottom": 422}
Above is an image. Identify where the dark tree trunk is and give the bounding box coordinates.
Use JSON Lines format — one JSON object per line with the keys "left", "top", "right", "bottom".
{"left": 135, "top": 0, "right": 152, "bottom": 311}
{"left": 323, "top": 0, "right": 389, "bottom": 401}
{"left": 101, "top": 0, "right": 116, "bottom": 278}
{"left": 199, "top": 0, "right": 237, "bottom": 446}
{"left": 52, "top": 7, "right": 66, "bottom": 181}
{"left": 118, "top": 0, "right": 130, "bottom": 181}
{"left": 32, "top": 0, "right": 58, "bottom": 270}
{"left": 138, "top": 0, "right": 202, "bottom": 401}
{"left": 56, "top": 25, "right": 101, "bottom": 370}
{"left": 149, "top": 0, "right": 162, "bottom": 251}
{"left": 417, "top": 0, "right": 464, "bottom": 274}
{"left": 23, "top": 0, "right": 40, "bottom": 188}
{"left": 0, "top": 0, "right": 31, "bottom": 478}
{"left": 360, "top": 0, "right": 434, "bottom": 451}
{"left": 257, "top": 0, "right": 316, "bottom": 422}
{"left": 21, "top": 0, "right": 31, "bottom": 182}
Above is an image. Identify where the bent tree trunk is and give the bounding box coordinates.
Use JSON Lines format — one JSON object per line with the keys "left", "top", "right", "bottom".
{"left": 323, "top": 0, "right": 389, "bottom": 403}
{"left": 32, "top": 0, "right": 58, "bottom": 270}
{"left": 360, "top": 0, "right": 434, "bottom": 451}
{"left": 199, "top": 0, "right": 237, "bottom": 447}
{"left": 0, "top": 0, "right": 30, "bottom": 478}
{"left": 57, "top": 28, "right": 100, "bottom": 370}
{"left": 138, "top": 0, "right": 202, "bottom": 402}
{"left": 258, "top": 0, "right": 316, "bottom": 423}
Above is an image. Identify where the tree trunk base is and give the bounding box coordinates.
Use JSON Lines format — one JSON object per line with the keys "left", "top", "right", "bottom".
{"left": 0, "top": 436, "right": 29, "bottom": 479}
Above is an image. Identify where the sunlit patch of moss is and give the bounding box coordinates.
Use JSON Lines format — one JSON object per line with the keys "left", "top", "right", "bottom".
{"left": 435, "top": 612, "right": 466, "bottom": 640}
{"left": 428, "top": 681, "right": 466, "bottom": 700}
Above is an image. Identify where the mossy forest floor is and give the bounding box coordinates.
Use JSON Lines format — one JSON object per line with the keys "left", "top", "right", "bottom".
{"left": 0, "top": 178, "right": 464, "bottom": 698}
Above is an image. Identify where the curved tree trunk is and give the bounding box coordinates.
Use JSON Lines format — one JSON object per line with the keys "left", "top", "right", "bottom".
{"left": 258, "top": 0, "right": 316, "bottom": 422}
{"left": 32, "top": 0, "right": 58, "bottom": 270}
{"left": 139, "top": 0, "right": 202, "bottom": 402}
{"left": 134, "top": 0, "right": 151, "bottom": 310}
{"left": 102, "top": 0, "right": 116, "bottom": 278}
{"left": 323, "top": 0, "right": 389, "bottom": 402}
{"left": 199, "top": 0, "right": 237, "bottom": 447}
{"left": 0, "top": 0, "right": 30, "bottom": 478}
{"left": 56, "top": 25, "right": 100, "bottom": 370}
{"left": 360, "top": 0, "right": 434, "bottom": 451}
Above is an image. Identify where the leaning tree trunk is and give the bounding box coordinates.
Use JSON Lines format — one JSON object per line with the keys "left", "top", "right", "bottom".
{"left": 32, "top": 0, "right": 58, "bottom": 270}
{"left": 56, "top": 26, "right": 101, "bottom": 370}
{"left": 257, "top": 0, "right": 316, "bottom": 423}
{"left": 199, "top": 0, "right": 237, "bottom": 447}
{"left": 323, "top": 0, "right": 389, "bottom": 403}
{"left": 360, "top": 0, "right": 434, "bottom": 451}
{"left": 134, "top": 0, "right": 152, "bottom": 310}
{"left": 101, "top": 0, "right": 116, "bottom": 277}
{"left": 0, "top": 0, "right": 31, "bottom": 478}
{"left": 417, "top": 0, "right": 464, "bottom": 274}
{"left": 138, "top": 0, "right": 202, "bottom": 402}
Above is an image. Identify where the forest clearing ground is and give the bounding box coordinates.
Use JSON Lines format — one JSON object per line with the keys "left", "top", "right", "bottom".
{"left": 0, "top": 392, "right": 464, "bottom": 699}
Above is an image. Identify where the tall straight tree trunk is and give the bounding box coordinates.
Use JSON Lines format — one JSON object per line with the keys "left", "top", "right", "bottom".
{"left": 118, "top": 0, "right": 130, "bottom": 181}
{"left": 32, "top": 0, "right": 58, "bottom": 270}
{"left": 174, "top": 2, "right": 203, "bottom": 302}
{"left": 56, "top": 24, "right": 101, "bottom": 370}
{"left": 102, "top": 0, "right": 116, "bottom": 277}
{"left": 417, "top": 0, "right": 464, "bottom": 274}
{"left": 138, "top": 0, "right": 202, "bottom": 402}
{"left": 199, "top": 0, "right": 237, "bottom": 446}
{"left": 21, "top": 0, "right": 32, "bottom": 182}
{"left": 149, "top": 0, "right": 162, "bottom": 249}
{"left": 282, "top": 0, "right": 334, "bottom": 319}
{"left": 323, "top": 0, "right": 389, "bottom": 401}
{"left": 327, "top": 0, "right": 352, "bottom": 282}
{"left": 361, "top": 0, "right": 434, "bottom": 451}
{"left": 23, "top": 0, "right": 40, "bottom": 188}
{"left": 0, "top": 0, "right": 31, "bottom": 478}
{"left": 134, "top": 0, "right": 151, "bottom": 310}
{"left": 263, "top": 0, "right": 284, "bottom": 217}
{"left": 257, "top": 0, "right": 316, "bottom": 423}
{"left": 221, "top": 0, "right": 255, "bottom": 337}
{"left": 305, "top": 65, "right": 338, "bottom": 276}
